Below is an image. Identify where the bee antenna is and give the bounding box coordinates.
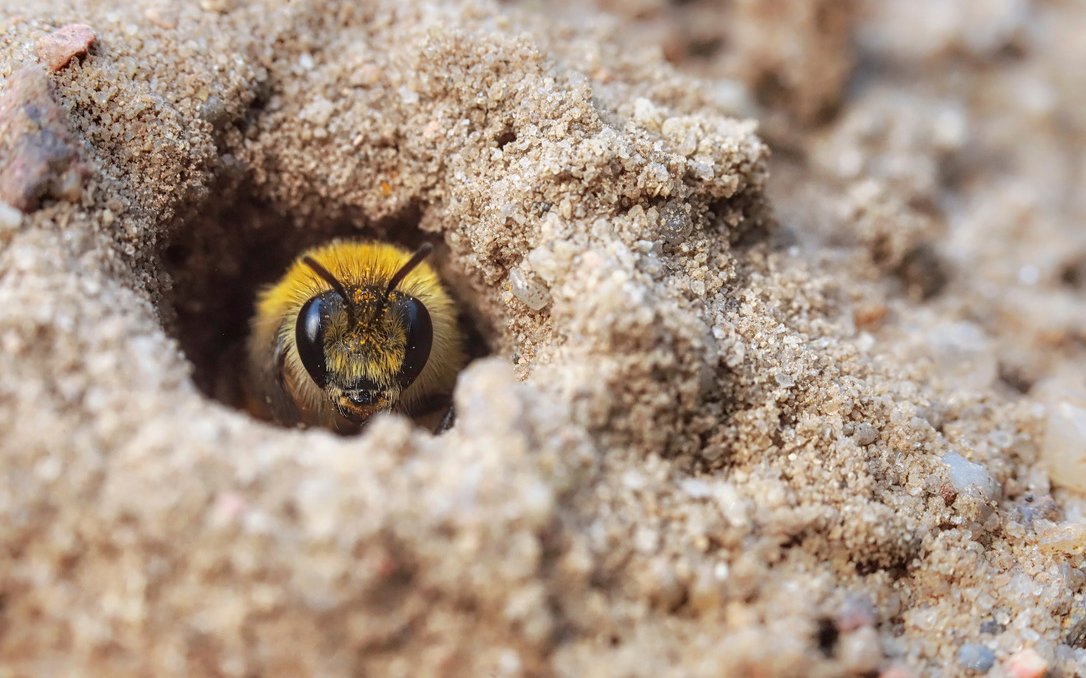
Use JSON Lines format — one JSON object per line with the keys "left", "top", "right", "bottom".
{"left": 372, "top": 243, "right": 433, "bottom": 320}
{"left": 302, "top": 256, "right": 356, "bottom": 325}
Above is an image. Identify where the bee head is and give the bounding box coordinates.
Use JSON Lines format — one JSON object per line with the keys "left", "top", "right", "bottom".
{"left": 293, "top": 245, "right": 434, "bottom": 423}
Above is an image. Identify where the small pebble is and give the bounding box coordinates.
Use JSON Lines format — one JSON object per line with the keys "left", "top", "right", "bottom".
{"left": 200, "top": 0, "right": 234, "bottom": 12}
{"left": 854, "top": 423, "right": 879, "bottom": 446}
{"left": 632, "top": 97, "right": 661, "bottom": 128}
{"left": 508, "top": 267, "right": 550, "bottom": 311}
{"left": 144, "top": 7, "right": 177, "bottom": 29}
{"left": 660, "top": 199, "right": 692, "bottom": 244}
{"left": 957, "top": 643, "right": 996, "bottom": 673}
{"left": 0, "top": 65, "right": 87, "bottom": 212}
{"left": 838, "top": 626, "right": 882, "bottom": 673}
{"left": 942, "top": 452, "right": 999, "bottom": 500}
{"left": 1005, "top": 648, "right": 1047, "bottom": 678}
{"left": 1041, "top": 392, "right": 1086, "bottom": 493}
{"left": 0, "top": 202, "right": 23, "bottom": 230}
{"left": 836, "top": 593, "right": 876, "bottom": 632}
{"left": 36, "top": 24, "right": 96, "bottom": 72}
{"left": 979, "top": 619, "right": 1005, "bottom": 635}
{"left": 853, "top": 303, "right": 888, "bottom": 330}
{"left": 1036, "top": 521, "right": 1086, "bottom": 556}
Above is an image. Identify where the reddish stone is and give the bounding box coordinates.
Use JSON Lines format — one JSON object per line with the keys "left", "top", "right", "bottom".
{"left": 1006, "top": 648, "right": 1048, "bottom": 678}
{"left": 36, "top": 23, "right": 96, "bottom": 72}
{"left": 0, "top": 65, "right": 87, "bottom": 212}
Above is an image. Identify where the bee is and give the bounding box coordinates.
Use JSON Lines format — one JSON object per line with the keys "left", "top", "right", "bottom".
{"left": 245, "top": 240, "right": 464, "bottom": 433}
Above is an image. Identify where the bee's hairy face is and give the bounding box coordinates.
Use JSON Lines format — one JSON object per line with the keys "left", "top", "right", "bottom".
{"left": 293, "top": 286, "right": 433, "bottom": 424}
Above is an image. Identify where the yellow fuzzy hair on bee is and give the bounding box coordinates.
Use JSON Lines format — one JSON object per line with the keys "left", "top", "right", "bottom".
{"left": 245, "top": 240, "right": 464, "bottom": 433}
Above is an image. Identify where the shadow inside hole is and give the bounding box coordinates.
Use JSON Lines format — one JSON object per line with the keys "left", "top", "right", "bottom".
{"left": 162, "top": 189, "right": 493, "bottom": 430}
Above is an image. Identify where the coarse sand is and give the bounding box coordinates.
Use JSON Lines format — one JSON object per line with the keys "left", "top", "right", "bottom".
{"left": 1, "top": 0, "right": 1085, "bottom": 676}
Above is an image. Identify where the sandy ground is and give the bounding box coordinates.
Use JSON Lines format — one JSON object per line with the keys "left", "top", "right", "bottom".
{"left": 1, "top": 0, "right": 1084, "bottom": 676}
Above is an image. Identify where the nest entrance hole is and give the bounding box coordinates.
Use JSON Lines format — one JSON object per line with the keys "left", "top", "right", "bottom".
{"left": 162, "top": 191, "right": 493, "bottom": 429}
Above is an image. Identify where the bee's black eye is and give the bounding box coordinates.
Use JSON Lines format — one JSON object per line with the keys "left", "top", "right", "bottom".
{"left": 395, "top": 296, "right": 432, "bottom": 390}
{"left": 296, "top": 296, "right": 329, "bottom": 388}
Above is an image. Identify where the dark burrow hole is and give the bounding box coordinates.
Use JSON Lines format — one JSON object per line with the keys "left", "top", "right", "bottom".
{"left": 495, "top": 127, "right": 517, "bottom": 148}
{"left": 815, "top": 617, "right": 839, "bottom": 657}
{"left": 162, "top": 189, "right": 494, "bottom": 432}
{"left": 1060, "top": 256, "right": 1086, "bottom": 289}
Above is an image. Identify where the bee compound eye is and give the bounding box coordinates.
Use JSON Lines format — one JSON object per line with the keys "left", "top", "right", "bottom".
{"left": 295, "top": 296, "right": 329, "bottom": 388}
{"left": 395, "top": 296, "right": 433, "bottom": 390}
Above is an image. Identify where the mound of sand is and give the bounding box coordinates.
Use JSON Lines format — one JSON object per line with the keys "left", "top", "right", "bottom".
{"left": 1, "top": 0, "right": 1084, "bottom": 675}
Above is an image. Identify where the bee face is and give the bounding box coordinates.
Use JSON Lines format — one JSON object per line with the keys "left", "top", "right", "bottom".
{"left": 294, "top": 285, "right": 433, "bottom": 423}
{"left": 247, "top": 240, "right": 463, "bottom": 432}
